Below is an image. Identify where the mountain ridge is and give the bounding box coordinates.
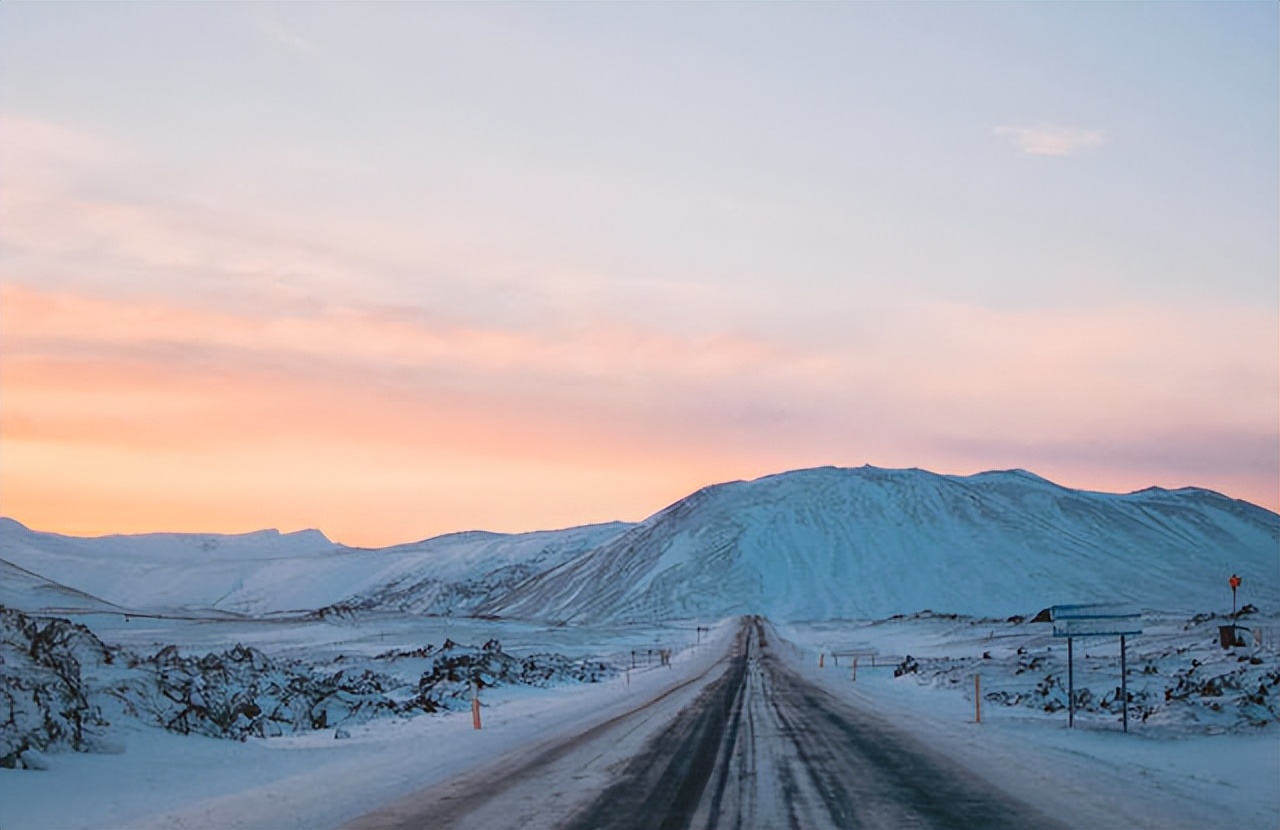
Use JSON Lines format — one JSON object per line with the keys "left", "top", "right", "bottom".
{"left": 3, "top": 466, "right": 1276, "bottom": 622}
{"left": 480, "top": 466, "right": 1279, "bottom": 622}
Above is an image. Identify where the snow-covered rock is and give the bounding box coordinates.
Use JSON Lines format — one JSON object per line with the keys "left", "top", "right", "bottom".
{"left": 17, "top": 747, "right": 51, "bottom": 770}
{"left": 0, "top": 605, "right": 115, "bottom": 768}
{"left": 0, "top": 605, "right": 618, "bottom": 762}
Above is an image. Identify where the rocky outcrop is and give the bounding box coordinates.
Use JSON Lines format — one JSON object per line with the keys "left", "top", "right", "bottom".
{"left": 0, "top": 605, "right": 114, "bottom": 768}
{"left": 1, "top": 605, "right": 615, "bottom": 767}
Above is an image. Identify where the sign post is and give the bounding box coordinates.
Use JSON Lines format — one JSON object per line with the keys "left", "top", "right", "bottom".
{"left": 1120, "top": 634, "right": 1128, "bottom": 733}
{"left": 1230, "top": 574, "right": 1241, "bottom": 616}
{"left": 1051, "top": 604, "right": 1142, "bottom": 733}
{"left": 1067, "top": 635, "right": 1074, "bottom": 729}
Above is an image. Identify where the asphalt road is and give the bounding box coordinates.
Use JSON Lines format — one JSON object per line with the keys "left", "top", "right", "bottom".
{"left": 344, "top": 617, "right": 1065, "bottom": 830}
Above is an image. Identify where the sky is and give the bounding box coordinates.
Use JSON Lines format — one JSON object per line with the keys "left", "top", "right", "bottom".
{"left": 1, "top": 2, "right": 1276, "bottom": 547}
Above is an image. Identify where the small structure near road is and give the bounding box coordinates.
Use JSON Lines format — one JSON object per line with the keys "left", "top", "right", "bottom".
{"left": 1051, "top": 603, "right": 1142, "bottom": 733}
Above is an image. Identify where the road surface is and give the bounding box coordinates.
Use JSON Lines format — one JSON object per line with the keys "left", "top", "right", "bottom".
{"left": 344, "top": 617, "right": 1064, "bottom": 830}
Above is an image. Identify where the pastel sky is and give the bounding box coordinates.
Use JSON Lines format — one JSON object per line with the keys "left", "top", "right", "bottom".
{"left": 2, "top": 3, "right": 1276, "bottom": 547}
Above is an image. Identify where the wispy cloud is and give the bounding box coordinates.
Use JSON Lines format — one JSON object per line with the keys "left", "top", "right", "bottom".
{"left": 994, "top": 126, "right": 1103, "bottom": 157}
{"left": 252, "top": 15, "right": 317, "bottom": 56}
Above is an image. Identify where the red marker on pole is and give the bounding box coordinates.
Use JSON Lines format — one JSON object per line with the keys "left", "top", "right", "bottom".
{"left": 1230, "top": 574, "right": 1242, "bottom": 617}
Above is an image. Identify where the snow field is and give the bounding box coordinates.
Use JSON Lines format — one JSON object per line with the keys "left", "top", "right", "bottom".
{"left": 0, "top": 618, "right": 736, "bottom": 830}
{"left": 779, "top": 615, "right": 1280, "bottom": 830}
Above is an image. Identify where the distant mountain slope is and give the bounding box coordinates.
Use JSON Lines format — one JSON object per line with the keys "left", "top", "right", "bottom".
{"left": 0, "top": 556, "right": 130, "bottom": 616}
{"left": 0, "top": 518, "right": 630, "bottom": 617}
{"left": 479, "top": 467, "right": 1279, "bottom": 623}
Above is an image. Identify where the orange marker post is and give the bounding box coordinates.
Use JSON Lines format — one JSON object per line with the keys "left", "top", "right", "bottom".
{"left": 471, "top": 682, "right": 482, "bottom": 730}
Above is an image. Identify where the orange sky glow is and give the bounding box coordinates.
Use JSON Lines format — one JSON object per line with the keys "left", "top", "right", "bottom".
{"left": 3, "top": 281, "right": 1275, "bottom": 547}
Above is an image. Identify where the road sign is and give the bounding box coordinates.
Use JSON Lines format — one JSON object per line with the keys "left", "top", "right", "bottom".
{"left": 1050, "top": 604, "right": 1141, "bottom": 638}
{"left": 1049, "top": 603, "right": 1141, "bottom": 732}
{"left": 1050, "top": 603, "right": 1140, "bottom": 619}
{"left": 1052, "top": 618, "right": 1143, "bottom": 637}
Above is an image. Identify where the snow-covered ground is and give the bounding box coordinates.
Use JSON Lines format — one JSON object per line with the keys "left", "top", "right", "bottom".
{"left": 0, "top": 612, "right": 732, "bottom": 829}
{"left": 779, "top": 613, "right": 1280, "bottom": 829}
{"left": 3, "top": 610, "right": 1277, "bottom": 829}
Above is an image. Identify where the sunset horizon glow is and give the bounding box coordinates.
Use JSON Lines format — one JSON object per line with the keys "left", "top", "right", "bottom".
{"left": 2, "top": 3, "right": 1276, "bottom": 548}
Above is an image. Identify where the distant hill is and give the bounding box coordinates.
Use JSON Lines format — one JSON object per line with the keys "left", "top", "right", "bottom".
{"left": 0, "top": 518, "right": 629, "bottom": 617}
{"left": 479, "top": 466, "right": 1279, "bottom": 622}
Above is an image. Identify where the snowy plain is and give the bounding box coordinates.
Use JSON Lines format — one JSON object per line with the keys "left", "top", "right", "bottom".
{"left": 3, "top": 611, "right": 1278, "bottom": 829}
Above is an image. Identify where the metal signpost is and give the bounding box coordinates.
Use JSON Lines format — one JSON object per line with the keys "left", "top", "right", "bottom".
{"left": 1051, "top": 604, "right": 1142, "bottom": 733}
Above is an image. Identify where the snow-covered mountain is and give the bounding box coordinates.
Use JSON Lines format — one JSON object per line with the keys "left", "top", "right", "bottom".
{"left": 3, "top": 467, "right": 1276, "bottom": 623}
{"left": 480, "top": 467, "right": 1279, "bottom": 622}
{"left": 0, "top": 518, "right": 629, "bottom": 617}
{"left": 0, "top": 556, "right": 128, "bottom": 616}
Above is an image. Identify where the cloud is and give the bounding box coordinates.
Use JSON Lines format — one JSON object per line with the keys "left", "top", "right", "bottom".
{"left": 252, "top": 15, "right": 317, "bottom": 56}
{"left": 994, "top": 126, "right": 1103, "bottom": 156}
{"left": 0, "top": 283, "right": 807, "bottom": 386}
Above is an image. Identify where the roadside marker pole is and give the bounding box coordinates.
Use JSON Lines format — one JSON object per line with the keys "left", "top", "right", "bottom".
{"left": 471, "top": 681, "right": 482, "bottom": 730}
{"left": 1120, "top": 634, "right": 1128, "bottom": 734}
{"left": 851, "top": 656, "right": 858, "bottom": 683}
{"left": 1067, "top": 636, "right": 1074, "bottom": 729}
{"left": 975, "top": 675, "right": 981, "bottom": 723}
{"left": 819, "top": 652, "right": 825, "bottom": 669}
